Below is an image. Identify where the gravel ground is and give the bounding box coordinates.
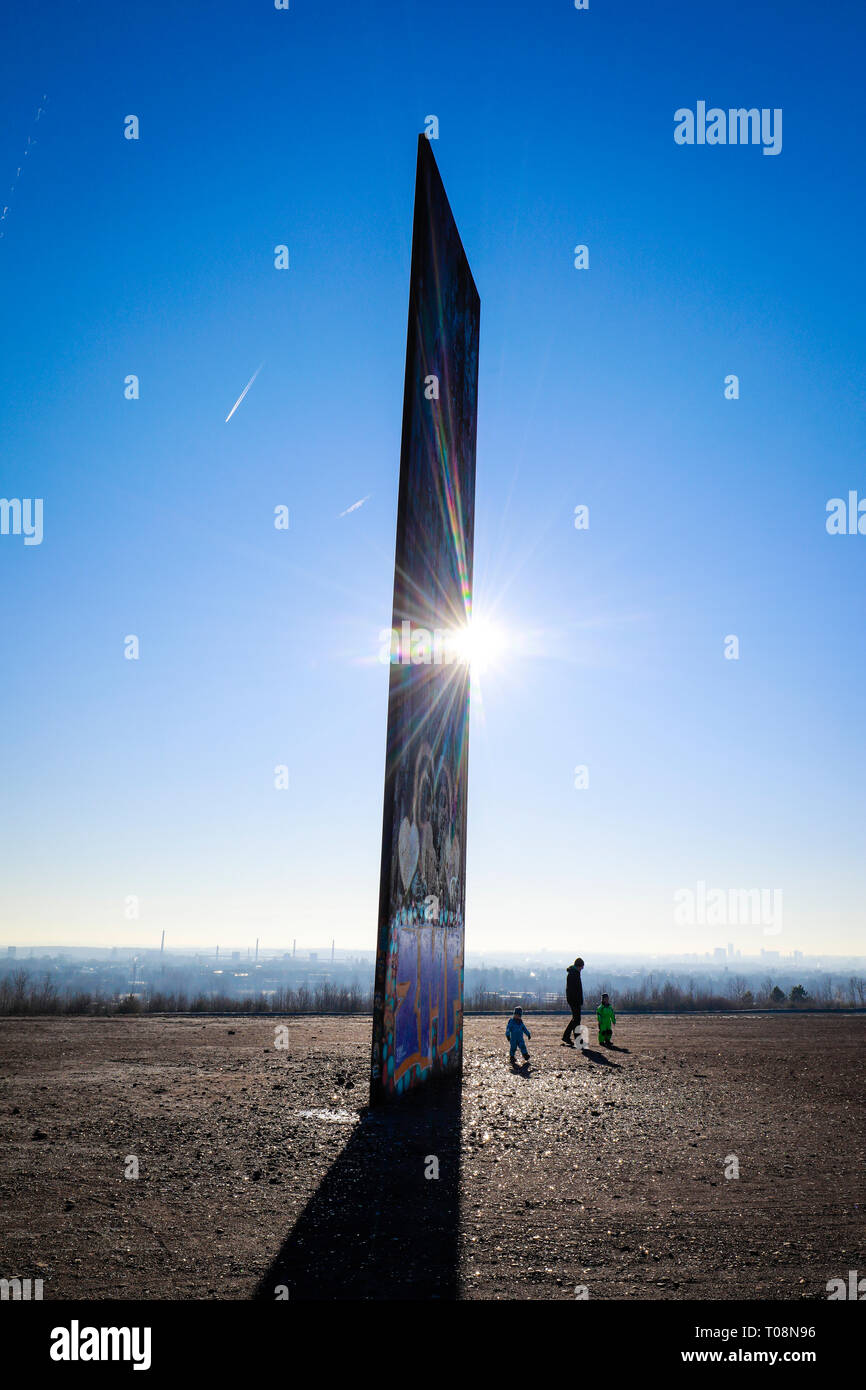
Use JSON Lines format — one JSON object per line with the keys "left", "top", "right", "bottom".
{"left": 0, "top": 1013, "right": 861, "bottom": 1300}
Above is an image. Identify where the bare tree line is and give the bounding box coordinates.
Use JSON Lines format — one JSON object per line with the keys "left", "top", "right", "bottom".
{"left": 466, "top": 974, "right": 866, "bottom": 1013}
{"left": 0, "top": 971, "right": 371, "bottom": 1016}
{"left": 0, "top": 968, "right": 864, "bottom": 1016}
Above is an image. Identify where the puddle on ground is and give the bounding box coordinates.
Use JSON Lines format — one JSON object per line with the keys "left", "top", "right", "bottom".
{"left": 296, "top": 1107, "right": 357, "bottom": 1123}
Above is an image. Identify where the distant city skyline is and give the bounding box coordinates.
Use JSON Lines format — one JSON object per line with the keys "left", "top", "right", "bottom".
{"left": 4, "top": 940, "right": 864, "bottom": 1022}
{"left": 4, "top": 939, "right": 865, "bottom": 969}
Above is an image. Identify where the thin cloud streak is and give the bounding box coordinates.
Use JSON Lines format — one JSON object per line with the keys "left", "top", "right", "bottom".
{"left": 339, "top": 494, "right": 371, "bottom": 517}
{"left": 225, "top": 363, "right": 264, "bottom": 422}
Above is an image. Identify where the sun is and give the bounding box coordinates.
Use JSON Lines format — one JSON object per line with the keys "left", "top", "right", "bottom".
{"left": 451, "top": 614, "right": 508, "bottom": 674}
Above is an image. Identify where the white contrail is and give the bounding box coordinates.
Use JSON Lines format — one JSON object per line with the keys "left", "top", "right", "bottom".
{"left": 339, "top": 494, "right": 371, "bottom": 517}
{"left": 225, "top": 362, "right": 264, "bottom": 422}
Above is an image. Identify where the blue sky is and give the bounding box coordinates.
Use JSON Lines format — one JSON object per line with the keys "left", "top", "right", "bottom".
{"left": 2, "top": 0, "right": 864, "bottom": 957}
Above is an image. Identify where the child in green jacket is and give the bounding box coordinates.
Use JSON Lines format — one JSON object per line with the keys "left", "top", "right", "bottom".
{"left": 597, "top": 994, "right": 615, "bottom": 1046}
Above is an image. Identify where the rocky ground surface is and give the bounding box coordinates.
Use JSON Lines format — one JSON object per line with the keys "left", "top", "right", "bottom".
{"left": 0, "top": 1013, "right": 862, "bottom": 1300}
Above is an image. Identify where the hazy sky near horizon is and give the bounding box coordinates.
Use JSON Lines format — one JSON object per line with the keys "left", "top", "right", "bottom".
{"left": 2, "top": 1, "right": 865, "bottom": 957}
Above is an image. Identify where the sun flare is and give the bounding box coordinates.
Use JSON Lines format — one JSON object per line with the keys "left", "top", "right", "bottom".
{"left": 452, "top": 614, "right": 508, "bottom": 674}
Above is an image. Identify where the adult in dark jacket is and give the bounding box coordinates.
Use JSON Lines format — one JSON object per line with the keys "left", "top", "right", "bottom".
{"left": 561, "top": 957, "right": 585, "bottom": 1046}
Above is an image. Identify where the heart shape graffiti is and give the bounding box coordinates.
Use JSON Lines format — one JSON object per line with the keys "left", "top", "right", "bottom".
{"left": 397, "top": 816, "right": 420, "bottom": 893}
{"left": 392, "top": 740, "right": 461, "bottom": 910}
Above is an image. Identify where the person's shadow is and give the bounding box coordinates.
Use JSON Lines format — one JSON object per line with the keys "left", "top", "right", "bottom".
{"left": 254, "top": 1078, "right": 462, "bottom": 1301}
{"left": 510, "top": 1060, "right": 531, "bottom": 1078}
{"left": 581, "top": 1048, "right": 622, "bottom": 1069}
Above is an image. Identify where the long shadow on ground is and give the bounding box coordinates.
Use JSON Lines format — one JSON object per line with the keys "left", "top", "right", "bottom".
{"left": 581, "top": 1049, "right": 621, "bottom": 1069}
{"left": 254, "top": 1079, "right": 461, "bottom": 1300}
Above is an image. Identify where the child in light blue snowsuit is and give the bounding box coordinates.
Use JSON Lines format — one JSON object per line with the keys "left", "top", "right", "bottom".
{"left": 505, "top": 1007, "right": 531, "bottom": 1064}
